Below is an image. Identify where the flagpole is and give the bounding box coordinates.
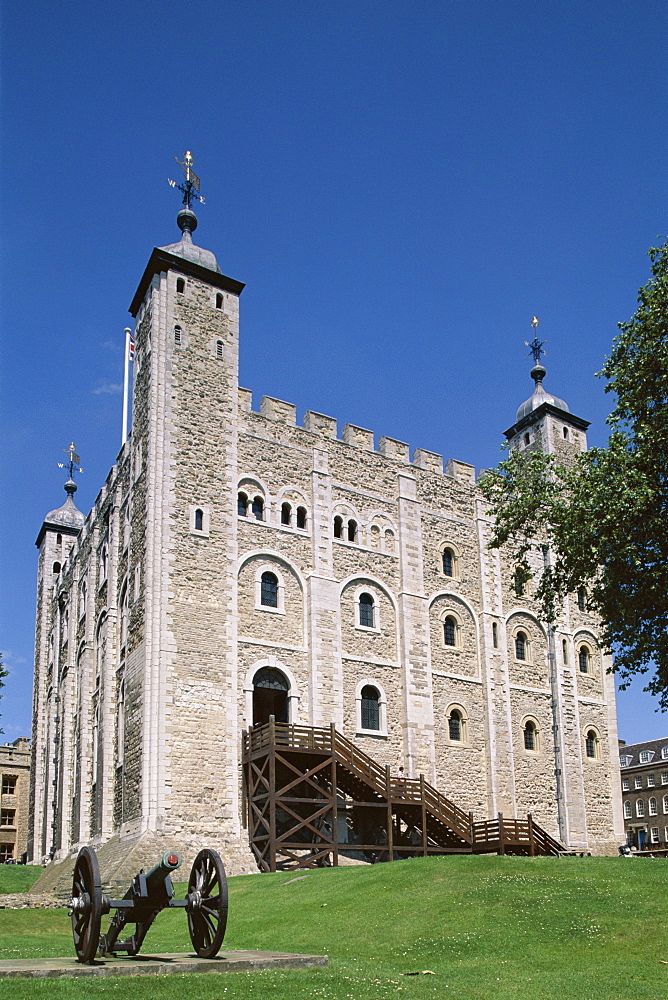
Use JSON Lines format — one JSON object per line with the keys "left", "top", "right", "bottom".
{"left": 122, "top": 327, "right": 132, "bottom": 446}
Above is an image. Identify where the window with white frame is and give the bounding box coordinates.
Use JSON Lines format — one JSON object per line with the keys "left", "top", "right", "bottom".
{"left": 355, "top": 680, "right": 387, "bottom": 736}
{"left": 648, "top": 774, "right": 656, "bottom": 786}
{"left": 623, "top": 801, "right": 632, "bottom": 819}
{"left": 254, "top": 566, "right": 285, "bottom": 614}
{"left": 358, "top": 592, "right": 375, "bottom": 629}
{"left": 650, "top": 827, "right": 659, "bottom": 844}
{"left": 189, "top": 504, "right": 210, "bottom": 537}
{"left": 649, "top": 797, "right": 658, "bottom": 816}
{"left": 585, "top": 728, "right": 600, "bottom": 760}
{"left": 620, "top": 755, "right": 632, "bottom": 767}
{"left": 634, "top": 776, "right": 642, "bottom": 789}
{"left": 663, "top": 795, "right": 668, "bottom": 814}
{"left": 523, "top": 719, "right": 540, "bottom": 752}
{"left": 636, "top": 799, "right": 645, "bottom": 817}
{"left": 640, "top": 750, "right": 654, "bottom": 763}
{"left": 622, "top": 779, "right": 629, "bottom": 791}
{"left": 446, "top": 705, "right": 468, "bottom": 744}
{"left": 662, "top": 772, "right": 668, "bottom": 785}
{"left": 662, "top": 746, "right": 668, "bottom": 759}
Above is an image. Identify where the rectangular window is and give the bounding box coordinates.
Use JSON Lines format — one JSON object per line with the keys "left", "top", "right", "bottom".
{"left": 648, "top": 774, "right": 656, "bottom": 786}
{"left": 1, "top": 775, "right": 17, "bottom": 795}
{"left": 651, "top": 827, "right": 659, "bottom": 844}
{"left": 661, "top": 772, "right": 668, "bottom": 785}
{"left": 623, "top": 801, "right": 632, "bottom": 819}
{"left": 640, "top": 751, "right": 653, "bottom": 763}
{"left": 635, "top": 776, "right": 643, "bottom": 789}
{"left": 0, "top": 843, "right": 14, "bottom": 862}
{"left": 0, "top": 809, "right": 15, "bottom": 827}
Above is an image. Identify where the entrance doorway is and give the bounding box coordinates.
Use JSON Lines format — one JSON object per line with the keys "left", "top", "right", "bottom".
{"left": 252, "top": 666, "right": 289, "bottom": 726}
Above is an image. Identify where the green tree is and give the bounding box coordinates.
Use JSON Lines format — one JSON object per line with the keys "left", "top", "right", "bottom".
{"left": 480, "top": 242, "right": 668, "bottom": 708}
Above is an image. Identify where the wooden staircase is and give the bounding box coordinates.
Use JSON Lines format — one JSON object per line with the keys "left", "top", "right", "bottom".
{"left": 241, "top": 720, "right": 565, "bottom": 872}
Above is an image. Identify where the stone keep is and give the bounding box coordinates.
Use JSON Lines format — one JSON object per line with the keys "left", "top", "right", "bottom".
{"left": 29, "top": 212, "right": 624, "bottom": 870}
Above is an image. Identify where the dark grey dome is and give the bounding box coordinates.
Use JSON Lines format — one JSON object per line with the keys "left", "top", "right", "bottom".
{"left": 515, "top": 364, "right": 569, "bottom": 422}
{"left": 45, "top": 481, "right": 85, "bottom": 531}
{"left": 161, "top": 208, "right": 222, "bottom": 274}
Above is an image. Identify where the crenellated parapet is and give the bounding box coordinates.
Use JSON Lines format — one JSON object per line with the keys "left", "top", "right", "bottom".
{"left": 239, "top": 389, "right": 476, "bottom": 484}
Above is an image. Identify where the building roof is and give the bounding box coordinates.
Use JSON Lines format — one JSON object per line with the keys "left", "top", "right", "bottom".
{"left": 618, "top": 737, "right": 668, "bottom": 768}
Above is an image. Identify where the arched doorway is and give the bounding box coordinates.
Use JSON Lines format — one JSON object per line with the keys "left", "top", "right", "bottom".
{"left": 252, "top": 666, "right": 289, "bottom": 726}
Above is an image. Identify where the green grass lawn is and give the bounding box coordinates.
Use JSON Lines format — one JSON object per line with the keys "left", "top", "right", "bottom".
{"left": 1, "top": 856, "right": 666, "bottom": 999}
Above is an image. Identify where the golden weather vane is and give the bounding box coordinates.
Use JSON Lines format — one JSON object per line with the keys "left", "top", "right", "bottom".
{"left": 168, "top": 150, "right": 205, "bottom": 210}
{"left": 525, "top": 316, "right": 546, "bottom": 364}
{"left": 57, "top": 443, "right": 83, "bottom": 480}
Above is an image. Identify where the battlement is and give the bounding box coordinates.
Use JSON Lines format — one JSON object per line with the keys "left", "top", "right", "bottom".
{"left": 239, "top": 389, "right": 476, "bottom": 484}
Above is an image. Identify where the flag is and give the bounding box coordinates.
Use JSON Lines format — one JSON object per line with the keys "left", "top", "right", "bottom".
{"left": 128, "top": 332, "right": 135, "bottom": 362}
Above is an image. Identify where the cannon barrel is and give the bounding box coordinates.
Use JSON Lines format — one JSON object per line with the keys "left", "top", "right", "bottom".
{"left": 143, "top": 852, "right": 182, "bottom": 891}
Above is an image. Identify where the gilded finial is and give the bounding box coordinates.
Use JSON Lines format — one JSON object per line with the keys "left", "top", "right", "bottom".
{"left": 525, "top": 317, "right": 546, "bottom": 365}
{"left": 168, "top": 150, "right": 205, "bottom": 210}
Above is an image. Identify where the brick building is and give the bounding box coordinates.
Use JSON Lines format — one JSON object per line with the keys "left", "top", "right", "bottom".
{"left": 29, "top": 187, "right": 624, "bottom": 874}
{"left": 1, "top": 737, "right": 31, "bottom": 862}
{"left": 619, "top": 737, "right": 668, "bottom": 849}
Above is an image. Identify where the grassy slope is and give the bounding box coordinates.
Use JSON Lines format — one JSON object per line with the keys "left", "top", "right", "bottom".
{"left": 0, "top": 856, "right": 666, "bottom": 1000}
{"left": 0, "top": 866, "right": 43, "bottom": 895}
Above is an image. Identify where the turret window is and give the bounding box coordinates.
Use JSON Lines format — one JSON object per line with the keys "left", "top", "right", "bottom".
{"left": 174, "top": 325, "right": 182, "bottom": 345}
{"left": 176, "top": 278, "right": 185, "bottom": 294}
{"left": 216, "top": 293, "right": 223, "bottom": 309}
{"left": 216, "top": 340, "right": 224, "bottom": 360}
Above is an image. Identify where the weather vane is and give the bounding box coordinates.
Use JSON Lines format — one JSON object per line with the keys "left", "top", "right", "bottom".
{"left": 58, "top": 443, "right": 83, "bottom": 481}
{"left": 168, "top": 151, "right": 205, "bottom": 210}
{"left": 524, "top": 317, "right": 546, "bottom": 364}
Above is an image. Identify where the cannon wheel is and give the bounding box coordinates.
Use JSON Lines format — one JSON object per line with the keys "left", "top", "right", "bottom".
{"left": 71, "top": 846, "right": 102, "bottom": 964}
{"left": 187, "top": 849, "right": 228, "bottom": 958}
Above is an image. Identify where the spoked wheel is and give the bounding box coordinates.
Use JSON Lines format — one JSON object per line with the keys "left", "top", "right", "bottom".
{"left": 70, "top": 846, "right": 102, "bottom": 964}
{"left": 186, "top": 848, "right": 228, "bottom": 958}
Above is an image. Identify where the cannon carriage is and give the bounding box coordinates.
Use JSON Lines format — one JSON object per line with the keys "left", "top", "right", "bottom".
{"left": 69, "top": 846, "right": 228, "bottom": 964}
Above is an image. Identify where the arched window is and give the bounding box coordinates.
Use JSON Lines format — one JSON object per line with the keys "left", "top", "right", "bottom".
{"left": 623, "top": 801, "right": 632, "bottom": 819}
{"left": 216, "top": 293, "right": 223, "bottom": 309}
{"left": 523, "top": 720, "right": 539, "bottom": 752}
{"left": 577, "top": 588, "right": 586, "bottom": 612}
{"left": 281, "top": 502, "right": 292, "bottom": 526}
{"left": 585, "top": 729, "right": 599, "bottom": 759}
{"left": 524, "top": 433, "right": 530, "bottom": 445}
{"left": 448, "top": 709, "right": 464, "bottom": 742}
{"left": 636, "top": 799, "right": 645, "bottom": 817}
{"left": 562, "top": 639, "right": 568, "bottom": 664}
{"left": 663, "top": 795, "right": 668, "bottom": 814}
{"left": 563, "top": 426, "right": 569, "bottom": 440}
{"left": 384, "top": 529, "right": 395, "bottom": 553}
{"left": 296, "top": 506, "right": 307, "bottom": 530}
{"left": 56, "top": 533, "right": 62, "bottom": 544}
{"left": 260, "top": 572, "right": 278, "bottom": 608}
{"left": 578, "top": 646, "right": 590, "bottom": 673}
{"left": 443, "top": 616, "right": 457, "bottom": 647}
{"left": 333, "top": 515, "right": 343, "bottom": 539}
{"left": 174, "top": 325, "right": 182, "bottom": 345}
{"left": 492, "top": 622, "right": 498, "bottom": 648}
{"left": 649, "top": 797, "right": 658, "bottom": 816}
{"left": 515, "top": 631, "right": 528, "bottom": 661}
{"left": 360, "top": 685, "right": 380, "bottom": 731}
{"left": 347, "top": 519, "right": 358, "bottom": 543}
{"left": 359, "top": 593, "right": 375, "bottom": 628}
{"left": 252, "top": 496, "right": 264, "bottom": 520}
{"left": 52, "top": 561, "right": 61, "bottom": 575}
{"left": 216, "top": 340, "right": 224, "bottom": 360}
{"left": 237, "top": 492, "right": 248, "bottom": 516}
{"left": 442, "top": 548, "right": 454, "bottom": 577}
{"left": 370, "top": 525, "right": 380, "bottom": 548}
{"left": 176, "top": 277, "right": 185, "bottom": 293}
{"left": 194, "top": 508, "right": 204, "bottom": 532}
{"left": 513, "top": 570, "right": 525, "bottom": 597}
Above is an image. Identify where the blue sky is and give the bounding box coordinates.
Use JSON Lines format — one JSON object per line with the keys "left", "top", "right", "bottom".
{"left": 1, "top": 0, "right": 666, "bottom": 744}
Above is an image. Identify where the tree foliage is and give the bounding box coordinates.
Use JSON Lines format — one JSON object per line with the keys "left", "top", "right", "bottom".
{"left": 480, "top": 242, "right": 668, "bottom": 708}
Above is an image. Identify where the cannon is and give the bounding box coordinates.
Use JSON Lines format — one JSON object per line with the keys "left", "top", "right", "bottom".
{"left": 68, "top": 846, "right": 228, "bottom": 964}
